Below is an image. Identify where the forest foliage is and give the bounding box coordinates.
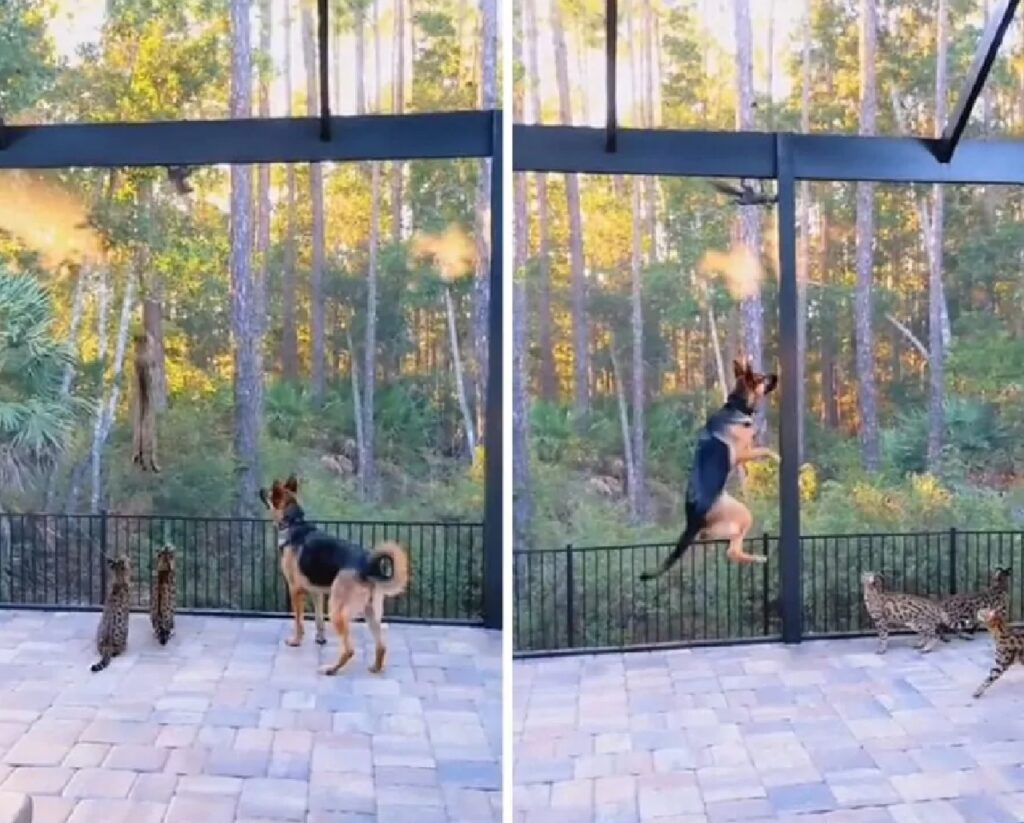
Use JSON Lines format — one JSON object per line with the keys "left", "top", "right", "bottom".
{"left": 513, "top": 0, "right": 1024, "bottom": 552}
{"left": 0, "top": 0, "right": 496, "bottom": 526}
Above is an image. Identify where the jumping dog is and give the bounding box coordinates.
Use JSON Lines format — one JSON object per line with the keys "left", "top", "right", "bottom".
{"left": 259, "top": 475, "right": 409, "bottom": 675}
{"left": 640, "top": 358, "right": 779, "bottom": 580}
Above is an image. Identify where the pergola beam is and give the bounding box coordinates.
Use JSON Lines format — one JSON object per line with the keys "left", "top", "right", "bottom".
{"left": 936, "top": 0, "right": 1019, "bottom": 163}
{"left": 0, "top": 111, "right": 493, "bottom": 169}
{"left": 515, "top": 124, "right": 1024, "bottom": 185}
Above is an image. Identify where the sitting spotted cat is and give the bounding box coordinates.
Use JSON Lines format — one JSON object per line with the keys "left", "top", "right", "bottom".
{"left": 973, "top": 606, "right": 1024, "bottom": 699}
{"left": 939, "top": 567, "right": 1011, "bottom": 641}
{"left": 861, "top": 571, "right": 952, "bottom": 654}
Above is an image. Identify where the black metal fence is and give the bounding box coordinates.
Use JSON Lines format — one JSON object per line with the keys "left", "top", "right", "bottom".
{"left": 513, "top": 529, "right": 1024, "bottom": 655}
{"left": 0, "top": 513, "right": 484, "bottom": 624}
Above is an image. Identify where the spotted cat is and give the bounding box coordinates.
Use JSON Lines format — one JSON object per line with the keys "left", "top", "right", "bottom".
{"left": 861, "top": 571, "right": 952, "bottom": 654}
{"left": 940, "top": 567, "right": 1011, "bottom": 641}
{"left": 150, "top": 544, "right": 176, "bottom": 646}
{"left": 973, "top": 606, "right": 1024, "bottom": 698}
{"left": 91, "top": 554, "right": 132, "bottom": 672}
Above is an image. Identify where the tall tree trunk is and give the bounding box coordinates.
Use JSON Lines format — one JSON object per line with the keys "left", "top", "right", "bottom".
{"left": 525, "top": 0, "right": 556, "bottom": 400}
{"left": 513, "top": 16, "right": 532, "bottom": 547}
{"left": 391, "top": 0, "right": 405, "bottom": 243}
{"left": 444, "top": 287, "right": 477, "bottom": 458}
{"left": 821, "top": 207, "right": 839, "bottom": 428}
{"left": 471, "top": 0, "right": 497, "bottom": 442}
{"left": 90, "top": 278, "right": 135, "bottom": 514}
{"left": 551, "top": 0, "right": 588, "bottom": 418}
{"left": 302, "top": 1, "right": 326, "bottom": 404}
{"left": 230, "top": 0, "right": 262, "bottom": 517}
{"left": 928, "top": 0, "right": 948, "bottom": 470}
{"left": 358, "top": 0, "right": 381, "bottom": 499}
{"left": 136, "top": 179, "right": 168, "bottom": 413}
{"left": 60, "top": 267, "right": 87, "bottom": 397}
{"left": 347, "top": 329, "right": 365, "bottom": 480}
{"left": 281, "top": 0, "right": 300, "bottom": 380}
{"left": 610, "top": 343, "right": 636, "bottom": 502}
{"left": 733, "top": 0, "right": 765, "bottom": 431}
{"left": 629, "top": 179, "right": 647, "bottom": 521}
{"left": 363, "top": 160, "right": 380, "bottom": 499}
{"left": 796, "top": 0, "right": 811, "bottom": 463}
{"left": 855, "top": 0, "right": 880, "bottom": 469}
{"left": 256, "top": 0, "right": 272, "bottom": 345}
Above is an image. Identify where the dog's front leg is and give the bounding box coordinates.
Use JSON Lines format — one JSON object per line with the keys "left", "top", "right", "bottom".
{"left": 737, "top": 446, "right": 781, "bottom": 465}
{"left": 286, "top": 589, "right": 305, "bottom": 647}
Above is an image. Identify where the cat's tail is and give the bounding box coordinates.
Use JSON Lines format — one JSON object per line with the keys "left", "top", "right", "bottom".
{"left": 90, "top": 655, "right": 111, "bottom": 673}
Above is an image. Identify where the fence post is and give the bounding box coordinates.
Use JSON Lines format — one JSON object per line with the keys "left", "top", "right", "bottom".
{"left": 949, "top": 527, "right": 958, "bottom": 595}
{"left": 565, "top": 544, "right": 575, "bottom": 649}
{"left": 762, "top": 532, "right": 770, "bottom": 636}
{"left": 99, "top": 509, "right": 109, "bottom": 594}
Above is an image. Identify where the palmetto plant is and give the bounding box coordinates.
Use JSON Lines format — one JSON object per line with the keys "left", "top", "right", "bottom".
{"left": 0, "top": 269, "right": 85, "bottom": 490}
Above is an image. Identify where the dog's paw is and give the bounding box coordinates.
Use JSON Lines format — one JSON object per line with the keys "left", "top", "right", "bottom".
{"left": 319, "top": 665, "right": 338, "bottom": 677}
{"left": 285, "top": 637, "right": 302, "bottom": 648}
{"left": 315, "top": 635, "right": 327, "bottom": 646}
{"left": 752, "top": 555, "right": 768, "bottom": 565}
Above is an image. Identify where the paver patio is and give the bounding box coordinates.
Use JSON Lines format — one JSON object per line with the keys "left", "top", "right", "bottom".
{"left": 0, "top": 609, "right": 501, "bottom": 822}
{"left": 514, "top": 636, "right": 1024, "bottom": 822}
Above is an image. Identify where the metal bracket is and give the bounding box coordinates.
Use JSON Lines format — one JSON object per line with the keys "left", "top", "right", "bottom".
{"left": 317, "top": 0, "right": 331, "bottom": 142}
{"left": 605, "top": 0, "right": 618, "bottom": 153}
{"left": 936, "top": 0, "right": 1018, "bottom": 163}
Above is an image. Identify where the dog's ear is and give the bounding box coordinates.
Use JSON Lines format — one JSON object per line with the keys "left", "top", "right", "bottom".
{"left": 732, "top": 358, "right": 745, "bottom": 381}
{"left": 764, "top": 374, "right": 779, "bottom": 394}
{"left": 744, "top": 358, "right": 755, "bottom": 381}
{"left": 258, "top": 488, "right": 271, "bottom": 509}
{"left": 284, "top": 474, "right": 298, "bottom": 493}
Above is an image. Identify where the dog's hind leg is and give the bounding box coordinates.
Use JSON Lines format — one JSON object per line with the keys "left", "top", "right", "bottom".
{"left": 704, "top": 495, "right": 763, "bottom": 565}
{"left": 322, "top": 608, "right": 355, "bottom": 676}
{"left": 365, "top": 591, "right": 386, "bottom": 674}
{"left": 313, "top": 594, "right": 327, "bottom": 646}
{"left": 285, "top": 589, "right": 305, "bottom": 647}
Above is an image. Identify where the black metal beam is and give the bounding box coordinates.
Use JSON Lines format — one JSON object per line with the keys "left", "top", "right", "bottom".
{"left": 514, "top": 124, "right": 1024, "bottom": 185}
{"left": 317, "top": 0, "right": 331, "bottom": 141}
{"left": 605, "top": 0, "right": 618, "bottom": 152}
{"left": 0, "top": 117, "right": 6, "bottom": 151}
{"left": 482, "top": 110, "right": 503, "bottom": 630}
{"left": 515, "top": 125, "right": 776, "bottom": 178}
{"left": 0, "top": 111, "right": 494, "bottom": 169}
{"left": 775, "top": 134, "right": 802, "bottom": 645}
{"left": 936, "top": 0, "right": 1019, "bottom": 163}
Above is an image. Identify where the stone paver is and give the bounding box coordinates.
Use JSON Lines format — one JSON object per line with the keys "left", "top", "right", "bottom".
{"left": 0, "top": 610, "right": 500, "bottom": 822}
{"left": 515, "top": 635, "right": 1024, "bottom": 820}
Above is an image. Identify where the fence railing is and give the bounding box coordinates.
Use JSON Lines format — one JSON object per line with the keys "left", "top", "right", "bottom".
{"left": 0, "top": 512, "right": 484, "bottom": 624}
{"left": 513, "top": 529, "right": 1024, "bottom": 655}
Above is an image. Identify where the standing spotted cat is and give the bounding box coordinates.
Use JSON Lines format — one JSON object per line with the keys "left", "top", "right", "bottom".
{"left": 940, "top": 567, "right": 1011, "bottom": 641}
{"left": 973, "top": 606, "right": 1024, "bottom": 698}
{"left": 150, "top": 544, "right": 176, "bottom": 645}
{"left": 91, "top": 554, "right": 132, "bottom": 672}
{"left": 861, "top": 571, "right": 952, "bottom": 654}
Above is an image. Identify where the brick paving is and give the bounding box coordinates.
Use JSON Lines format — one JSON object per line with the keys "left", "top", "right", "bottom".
{"left": 514, "top": 636, "right": 1024, "bottom": 821}
{"left": 0, "top": 610, "right": 501, "bottom": 822}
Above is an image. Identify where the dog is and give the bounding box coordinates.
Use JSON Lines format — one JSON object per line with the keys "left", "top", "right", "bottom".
{"left": 259, "top": 475, "right": 409, "bottom": 675}
{"left": 640, "top": 358, "right": 779, "bottom": 580}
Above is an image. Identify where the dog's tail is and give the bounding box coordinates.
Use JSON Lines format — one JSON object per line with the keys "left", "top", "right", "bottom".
{"left": 640, "top": 521, "right": 701, "bottom": 581}
{"left": 364, "top": 541, "right": 410, "bottom": 597}
{"left": 90, "top": 654, "right": 111, "bottom": 673}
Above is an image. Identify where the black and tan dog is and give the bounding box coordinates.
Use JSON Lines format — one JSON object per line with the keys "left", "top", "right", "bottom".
{"left": 640, "top": 358, "right": 779, "bottom": 580}
{"left": 259, "top": 475, "right": 409, "bottom": 675}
